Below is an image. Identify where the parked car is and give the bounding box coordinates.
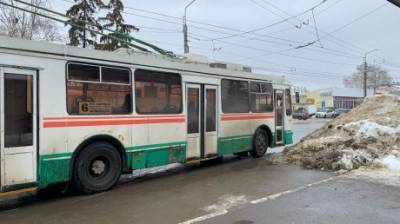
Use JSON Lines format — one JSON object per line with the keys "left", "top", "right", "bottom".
{"left": 293, "top": 108, "right": 310, "bottom": 120}
{"left": 316, "top": 107, "right": 335, "bottom": 118}
{"left": 332, "top": 108, "right": 351, "bottom": 118}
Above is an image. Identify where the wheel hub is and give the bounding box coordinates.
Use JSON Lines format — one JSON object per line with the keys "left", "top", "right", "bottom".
{"left": 91, "top": 159, "right": 106, "bottom": 176}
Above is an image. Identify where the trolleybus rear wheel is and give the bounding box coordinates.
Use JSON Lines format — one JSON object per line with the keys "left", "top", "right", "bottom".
{"left": 73, "top": 142, "right": 121, "bottom": 194}
{"left": 250, "top": 129, "right": 268, "bottom": 158}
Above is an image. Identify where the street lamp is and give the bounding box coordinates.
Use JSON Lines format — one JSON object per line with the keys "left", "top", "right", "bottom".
{"left": 183, "top": 0, "right": 197, "bottom": 54}
{"left": 363, "top": 49, "right": 379, "bottom": 98}
{"left": 387, "top": 0, "right": 400, "bottom": 8}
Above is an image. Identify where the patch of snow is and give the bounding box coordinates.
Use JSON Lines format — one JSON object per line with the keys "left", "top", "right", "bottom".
{"left": 332, "top": 150, "right": 373, "bottom": 171}
{"left": 344, "top": 120, "right": 400, "bottom": 138}
{"left": 345, "top": 152, "right": 400, "bottom": 187}
{"left": 203, "top": 195, "right": 248, "bottom": 213}
{"left": 347, "top": 168, "right": 400, "bottom": 187}
{"left": 381, "top": 154, "right": 400, "bottom": 172}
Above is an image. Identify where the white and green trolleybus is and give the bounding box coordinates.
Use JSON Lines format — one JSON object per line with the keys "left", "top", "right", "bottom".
{"left": 0, "top": 36, "right": 293, "bottom": 194}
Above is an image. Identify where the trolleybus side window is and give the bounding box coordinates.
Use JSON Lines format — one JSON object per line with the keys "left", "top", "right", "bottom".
{"left": 66, "top": 63, "right": 132, "bottom": 115}
{"left": 134, "top": 69, "right": 182, "bottom": 114}
{"left": 221, "top": 79, "right": 249, "bottom": 113}
{"left": 285, "top": 89, "right": 292, "bottom": 116}
{"left": 249, "top": 82, "right": 273, "bottom": 113}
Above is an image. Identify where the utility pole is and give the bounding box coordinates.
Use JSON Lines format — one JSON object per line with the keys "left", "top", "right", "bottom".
{"left": 363, "top": 56, "right": 367, "bottom": 98}
{"left": 183, "top": 0, "right": 197, "bottom": 54}
{"left": 363, "top": 49, "right": 378, "bottom": 98}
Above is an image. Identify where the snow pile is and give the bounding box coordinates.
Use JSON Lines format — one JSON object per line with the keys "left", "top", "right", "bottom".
{"left": 278, "top": 95, "right": 400, "bottom": 172}
{"left": 346, "top": 153, "right": 400, "bottom": 187}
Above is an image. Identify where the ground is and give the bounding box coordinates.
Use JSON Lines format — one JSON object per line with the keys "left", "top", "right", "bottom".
{"left": 1, "top": 119, "right": 399, "bottom": 224}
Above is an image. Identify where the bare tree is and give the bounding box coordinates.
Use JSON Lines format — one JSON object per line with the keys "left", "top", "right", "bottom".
{"left": 0, "top": 0, "right": 62, "bottom": 41}
{"left": 343, "top": 64, "right": 393, "bottom": 89}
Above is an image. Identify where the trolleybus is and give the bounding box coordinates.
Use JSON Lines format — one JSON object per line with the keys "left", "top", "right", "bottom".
{"left": 0, "top": 36, "right": 293, "bottom": 194}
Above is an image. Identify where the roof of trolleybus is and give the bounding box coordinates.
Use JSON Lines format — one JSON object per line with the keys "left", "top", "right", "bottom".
{"left": 0, "top": 36, "right": 290, "bottom": 85}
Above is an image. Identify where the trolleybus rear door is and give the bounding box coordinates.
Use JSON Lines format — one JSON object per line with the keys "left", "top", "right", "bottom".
{"left": 274, "top": 90, "right": 284, "bottom": 145}
{"left": 186, "top": 84, "right": 219, "bottom": 160}
{"left": 186, "top": 84, "right": 201, "bottom": 159}
{"left": 0, "top": 68, "right": 37, "bottom": 190}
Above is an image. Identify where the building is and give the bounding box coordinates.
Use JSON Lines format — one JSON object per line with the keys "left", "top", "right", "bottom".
{"left": 307, "top": 87, "right": 374, "bottom": 110}
{"left": 374, "top": 84, "right": 400, "bottom": 96}
{"left": 291, "top": 86, "right": 308, "bottom": 110}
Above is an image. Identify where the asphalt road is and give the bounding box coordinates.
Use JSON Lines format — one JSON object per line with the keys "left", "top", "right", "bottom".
{"left": 1, "top": 119, "right": 399, "bottom": 224}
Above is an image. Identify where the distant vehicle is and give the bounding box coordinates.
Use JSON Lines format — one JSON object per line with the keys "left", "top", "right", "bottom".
{"left": 316, "top": 107, "right": 334, "bottom": 118}
{"left": 332, "top": 108, "right": 351, "bottom": 118}
{"left": 293, "top": 108, "right": 310, "bottom": 120}
{"left": 305, "top": 105, "right": 317, "bottom": 116}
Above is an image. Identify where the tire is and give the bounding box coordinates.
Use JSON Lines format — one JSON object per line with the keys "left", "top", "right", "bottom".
{"left": 250, "top": 129, "right": 269, "bottom": 158}
{"left": 73, "top": 142, "right": 122, "bottom": 194}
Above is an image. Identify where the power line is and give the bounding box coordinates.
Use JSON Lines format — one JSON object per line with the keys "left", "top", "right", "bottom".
{"left": 311, "top": 3, "right": 388, "bottom": 46}
{"left": 114, "top": 1, "right": 367, "bottom": 60}
{"left": 210, "top": 0, "right": 327, "bottom": 41}
{"left": 316, "top": 0, "right": 345, "bottom": 15}
{"left": 189, "top": 32, "right": 360, "bottom": 67}
{"left": 59, "top": 0, "right": 390, "bottom": 67}
{"left": 10, "top": 0, "right": 177, "bottom": 55}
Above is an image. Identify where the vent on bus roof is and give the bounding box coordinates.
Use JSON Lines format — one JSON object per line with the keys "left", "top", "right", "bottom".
{"left": 209, "top": 62, "right": 252, "bottom": 73}
{"left": 209, "top": 62, "right": 227, "bottom": 69}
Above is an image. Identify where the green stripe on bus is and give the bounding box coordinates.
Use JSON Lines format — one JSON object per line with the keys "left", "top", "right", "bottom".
{"left": 218, "top": 134, "right": 253, "bottom": 155}
{"left": 125, "top": 141, "right": 187, "bottom": 151}
{"left": 126, "top": 141, "right": 187, "bottom": 169}
{"left": 39, "top": 152, "right": 73, "bottom": 188}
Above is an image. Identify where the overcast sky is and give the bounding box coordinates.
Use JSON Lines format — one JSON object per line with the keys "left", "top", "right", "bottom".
{"left": 55, "top": 0, "right": 400, "bottom": 90}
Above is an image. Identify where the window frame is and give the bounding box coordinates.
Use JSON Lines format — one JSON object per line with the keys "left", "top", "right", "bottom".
{"left": 249, "top": 81, "right": 274, "bottom": 113}
{"left": 134, "top": 68, "right": 183, "bottom": 115}
{"left": 221, "top": 78, "right": 251, "bottom": 114}
{"left": 65, "top": 61, "right": 133, "bottom": 115}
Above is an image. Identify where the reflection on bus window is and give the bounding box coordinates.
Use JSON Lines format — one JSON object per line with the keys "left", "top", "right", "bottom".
{"left": 4, "top": 74, "right": 33, "bottom": 147}
{"left": 187, "top": 88, "right": 199, "bottom": 134}
{"left": 249, "top": 82, "right": 273, "bottom": 113}
{"left": 206, "top": 89, "right": 216, "bottom": 132}
{"left": 221, "top": 79, "right": 249, "bottom": 113}
{"left": 66, "top": 63, "right": 132, "bottom": 115}
{"left": 135, "top": 69, "right": 182, "bottom": 114}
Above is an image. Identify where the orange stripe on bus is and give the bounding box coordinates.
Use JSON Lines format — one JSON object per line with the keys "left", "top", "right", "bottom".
{"left": 43, "top": 118, "right": 185, "bottom": 128}
{"left": 43, "top": 115, "right": 184, "bottom": 120}
{"left": 220, "top": 114, "right": 274, "bottom": 121}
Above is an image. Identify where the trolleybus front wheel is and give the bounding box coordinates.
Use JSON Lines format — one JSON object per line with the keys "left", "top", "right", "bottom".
{"left": 73, "top": 142, "right": 122, "bottom": 194}
{"left": 250, "top": 129, "right": 268, "bottom": 158}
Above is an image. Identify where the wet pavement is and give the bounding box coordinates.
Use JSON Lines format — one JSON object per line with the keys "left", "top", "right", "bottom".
{"left": 1, "top": 119, "right": 399, "bottom": 224}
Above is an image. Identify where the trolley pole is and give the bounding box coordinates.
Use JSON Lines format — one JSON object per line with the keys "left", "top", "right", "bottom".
{"left": 183, "top": 0, "right": 197, "bottom": 54}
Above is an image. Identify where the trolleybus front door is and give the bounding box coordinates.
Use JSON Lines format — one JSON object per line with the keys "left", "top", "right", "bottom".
{"left": 186, "top": 84, "right": 218, "bottom": 160}
{"left": 274, "top": 90, "right": 284, "bottom": 145}
{"left": 0, "top": 68, "right": 37, "bottom": 191}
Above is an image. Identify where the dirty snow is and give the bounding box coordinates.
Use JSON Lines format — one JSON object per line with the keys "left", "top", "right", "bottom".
{"left": 203, "top": 194, "right": 248, "bottom": 213}
{"left": 268, "top": 95, "right": 400, "bottom": 186}
{"left": 345, "top": 120, "right": 400, "bottom": 138}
